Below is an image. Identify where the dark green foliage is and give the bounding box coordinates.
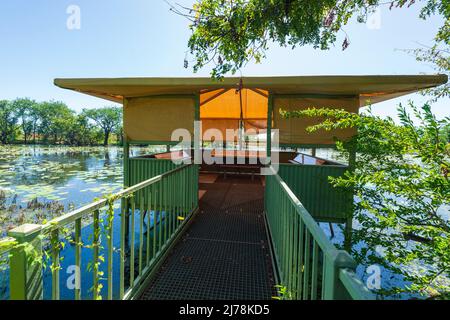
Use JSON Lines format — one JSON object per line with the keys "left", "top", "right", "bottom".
{"left": 0, "top": 99, "right": 123, "bottom": 146}
{"left": 82, "top": 107, "right": 122, "bottom": 146}
{"left": 0, "top": 100, "right": 19, "bottom": 144}
{"left": 282, "top": 104, "right": 450, "bottom": 298}
{"left": 11, "top": 98, "right": 38, "bottom": 144}
{"left": 176, "top": 0, "right": 449, "bottom": 77}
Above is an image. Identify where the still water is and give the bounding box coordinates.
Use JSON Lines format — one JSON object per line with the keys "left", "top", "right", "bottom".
{"left": 0, "top": 145, "right": 169, "bottom": 235}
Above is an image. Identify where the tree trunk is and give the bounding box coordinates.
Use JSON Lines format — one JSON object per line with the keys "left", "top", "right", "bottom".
{"left": 32, "top": 123, "right": 37, "bottom": 144}
{"left": 117, "top": 132, "right": 124, "bottom": 146}
{"left": 103, "top": 131, "right": 110, "bottom": 146}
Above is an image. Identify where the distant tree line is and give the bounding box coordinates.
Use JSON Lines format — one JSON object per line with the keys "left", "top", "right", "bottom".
{"left": 0, "top": 98, "right": 122, "bottom": 146}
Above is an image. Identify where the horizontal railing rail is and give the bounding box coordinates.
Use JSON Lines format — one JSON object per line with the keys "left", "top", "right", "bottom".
{"left": 0, "top": 237, "right": 16, "bottom": 255}
{"left": 2, "top": 164, "right": 198, "bottom": 300}
{"left": 265, "top": 166, "right": 374, "bottom": 300}
{"left": 339, "top": 268, "right": 375, "bottom": 300}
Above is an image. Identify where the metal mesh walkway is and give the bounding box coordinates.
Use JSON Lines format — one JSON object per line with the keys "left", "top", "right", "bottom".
{"left": 140, "top": 174, "right": 276, "bottom": 300}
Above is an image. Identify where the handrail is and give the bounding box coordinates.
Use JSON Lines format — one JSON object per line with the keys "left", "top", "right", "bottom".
{"left": 269, "top": 168, "right": 337, "bottom": 253}
{"left": 339, "top": 268, "right": 375, "bottom": 300}
{"left": 4, "top": 163, "right": 199, "bottom": 300}
{"left": 265, "top": 166, "right": 374, "bottom": 300}
{"left": 0, "top": 237, "right": 17, "bottom": 255}
{"left": 3, "top": 162, "right": 371, "bottom": 300}
{"left": 42, "top": 164, "right": 190, "bottom": 230}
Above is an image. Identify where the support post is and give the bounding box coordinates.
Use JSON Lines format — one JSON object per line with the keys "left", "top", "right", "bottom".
{"left": 8, "top": 224, "right": 43, "bottom": 300}
{"left": 266, "top": 94, "right": 273, "bottom": 161}
{"left": 322, "top": 250, "right": 356, "bottom": 300}
{"left": 193, "top": 94, "right": 201, "bottom": 165}
{"left": 124, "top": 139, "right": 130, "bottom": 187}
{"left": 123, "top": 98, "right": 130, "bottom": 188}
{"left": 123, "top": 98, "right": 131, "bottom": 245}
{"left": 194, "top": 94, "right": 200, "bottom": 204}
{"left": 123, "top": 138, "right": 130, "bottom": 244}
{"left": 344, "top": 143, "right": 357, "bottom": 251}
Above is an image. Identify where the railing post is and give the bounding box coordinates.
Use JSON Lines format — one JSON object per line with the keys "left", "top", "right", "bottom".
{"left": 8, "top": 224, "right": 43, "bottom": 300}
{"left": 266, "top": 93, "right": 273, "bottom": 160}
{"left": 322, "top": 250, "right": 356, "bottom": 300}
{"left": 344, "top": 142, "right": 357, "bottom": 251}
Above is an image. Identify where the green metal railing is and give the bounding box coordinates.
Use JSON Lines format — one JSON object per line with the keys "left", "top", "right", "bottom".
{"left": 3, "top": 164, "right": 198, "bottom": 300}
{"left": 278, "top": 164, "right": 352, "bottom": 223}
{"left": 265, "top": 166, "right": 374, "bottom": 300}
{"left": 2, "top": 161, "right": 372, "bottom": 300}
{"left": 128, "top": 157, "right": 180, "bottom": 188}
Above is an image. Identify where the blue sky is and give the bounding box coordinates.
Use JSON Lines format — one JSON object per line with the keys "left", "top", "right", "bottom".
{"left": 0, "top": 0, "right": 447, "bottom": 120}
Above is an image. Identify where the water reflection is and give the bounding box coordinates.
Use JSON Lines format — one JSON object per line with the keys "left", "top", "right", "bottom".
{"left": 0, "top": 145, "right": 163, "bottom": 235}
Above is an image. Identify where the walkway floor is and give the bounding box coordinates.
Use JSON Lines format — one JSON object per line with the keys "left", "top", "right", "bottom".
{"left": 140, "top": 174, "right": 276, "bottom": 300}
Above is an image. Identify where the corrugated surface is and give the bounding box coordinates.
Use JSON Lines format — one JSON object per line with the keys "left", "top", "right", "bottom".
{"left": 140, "top": 176, "right": 275, "bottom": 300}
{"left": 128, "top": 158, "right": 180, "bottom": 186}
{"left": 278, "top": 164, "right": 352, "bottom": 222}
{"left": 128, "top": 158, "right": 184, "bottom": 208}
{"left": 264, "top": 170, "right": 374, "bottom": 300}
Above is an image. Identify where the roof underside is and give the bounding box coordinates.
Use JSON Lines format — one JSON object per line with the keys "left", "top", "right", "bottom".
{"left": 54, "top": 75, "right": 448, "bottom": 107}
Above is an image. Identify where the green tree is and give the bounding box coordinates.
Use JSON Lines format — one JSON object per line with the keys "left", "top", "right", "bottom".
{"left": 407, "top": 44, "right": 450, "bottom": 101}
{"left": 36, "top": 101, "right": 53, "bottom": 143}
{"left": 64, "top": 114, "right": 97, "bottom": 146}
{"left": 114, "top": 123, "right": 124, "bottom": 146}
{"left": 37, "top": 101, "right": 75, "bottom": 144}
{"left": 83, "top": 106, "right": 122, "bottom": 146}
{"left": 11, "top": 98, "right": 38, "bottom": 144}
{"left": 281, "top": 104, "right": 450, "bottom": 298}
{"left": 29, "top": 102, "right": 42, "bottom": 144}
{"left": 0, "top": 100, "right": 19, "bottom": 144}
{"left": 174, "top": 0, "right": 449, "bottom": 77}
{"left": 443, "top": 123, "right": 450, "bottom": 142}
{"left": 0, "top": 98, "right": 123, "bottom": 146}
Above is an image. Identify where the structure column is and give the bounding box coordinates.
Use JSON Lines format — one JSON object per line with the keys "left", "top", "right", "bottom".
{"left": 266, "top": 94, "right": 273, "bottom": 162}
{"left": 344, "top": 143, "right": 357, "bottom": 251}
{"left": 8, "top": 224, "right": 43, "bottom": 300}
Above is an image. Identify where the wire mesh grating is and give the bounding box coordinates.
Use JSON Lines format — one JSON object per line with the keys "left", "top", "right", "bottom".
{"left": 140, "top": 175, "right": 276, "bottom": 300}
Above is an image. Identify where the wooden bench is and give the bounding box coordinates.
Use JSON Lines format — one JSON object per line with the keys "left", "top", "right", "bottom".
{"left": 200, "top": 164, "right": 261, "bottom": 180}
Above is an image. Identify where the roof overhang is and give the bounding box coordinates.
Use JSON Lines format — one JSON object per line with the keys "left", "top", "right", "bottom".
{"left": 54, "top": 75, "right": 448, "bottom": 107}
